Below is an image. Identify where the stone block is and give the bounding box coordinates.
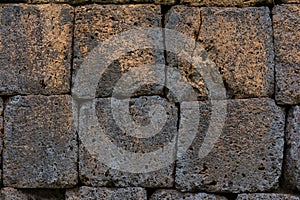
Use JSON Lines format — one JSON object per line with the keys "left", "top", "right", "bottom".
{"left": 0, "top": 4, "right": 73, "bottom": 95}
{"left": 150, "top": 189, "right": 227, "bottom": 199}
{"left": 74, "top": 5, "right": 164, "bottom": 98}
{"left": 3, "top": 95, "right": 77, "bottom": 188}
{"left": 273, "top": 4, "right": 300, "bottom": 105}
{"left": 283, "top": 106, "right": 300, "bottom": 190}
{"left": 79, "top": 96, "right": 177, "bottom": 187}
{"left": 175, "top": 98, "right": 285, "bottom": 192}
{"left": 0, "top": 187, "right": 65, "bottom": 200}
{"left": 179, "top": 0, "right": 274, "bottom": 6}
{"left": 66, "top": 186, "right": 147, "bottom": 200}
{"left": 237, "top": 193, "right": 300, "bottom": 200}
{"left": 165, "top": 6, "right": 274, "bottom": 99}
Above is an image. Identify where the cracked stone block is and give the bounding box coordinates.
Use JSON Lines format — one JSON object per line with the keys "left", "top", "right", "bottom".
{"left": 176, "top": 98, "right": 285, "bottom": 192}
{"left": 237, "top": 193, "right": 300, "bottom": 200}
{"left": 165, "top": 6, "right": 274, "bottom": 100}
{"left": 74, "top": 5, "right": 164, "bottom": 98}
{"left": 0, "top": 4, "right": 73, "bottom": 95}
{"left": 0, "top": 187, "right": 65, "bottom": 200}
{"left": 283, "top": 106, "right": 300, "bottom": 190}
{"left": 78, "top": 96, "right": 177, "bottom": 187}
{"left": 179, "top": 0, "right": 274, "bottom": 6}
{"left": 150, "top": 189, "right": 227, "bottom": 200}
{"left": 66, "top": 186, "right": 147, "bottom": 200}
{"left": 3, "top": 95, "right": 77, "bottom": 188}
{"left": 273, "top": 4, "right": 300, "bottom": 105}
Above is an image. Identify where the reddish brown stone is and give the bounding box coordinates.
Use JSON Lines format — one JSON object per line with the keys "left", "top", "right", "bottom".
{"left": 176, "top": 98, "right": 285, "bottom": 192}
{"left": 165, "top": 6, "right": 274, "bottom": 100}
{"left": 0, "top": 4, "right": 73, "bottom": 95}
{"left": 179, "top": 0, "right": 274, "bottom": 6}
{"left": 66, "top": 187, "right": 147, "bottom": 200}
{"left": 273, "top": 4, "right": 300, "bottom": 105}
{"left": 3, "top": 95, "right": 77, "bottom": 188}
{"left": 74, "top": 5, "right": 164, "bottom": 98}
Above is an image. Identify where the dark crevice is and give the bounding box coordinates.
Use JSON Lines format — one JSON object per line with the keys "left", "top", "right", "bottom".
{"left": 172, "top": 102, "right": 180, "bottom": 188}
{"left": 146, "top": 188, "right": 157, "bottom": 200}
{"left": 161, "top": 5, "right": 172, "bottom": 98}
{"left": 278, "top": 105, "right": 292, "bottom": 191}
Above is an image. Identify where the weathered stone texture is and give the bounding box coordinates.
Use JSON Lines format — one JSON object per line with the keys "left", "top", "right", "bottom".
{"left": 3, "top": 95, "right": 77, "bottom": 188}
{"left": 0, "top": 187, "right": 65, "bottom": 200}
{"left": 165, "top": 6, "right": 274, "bottom": 100}
{"left": 0, "top": 4, "right": 73, "bottom": 95}
{"left": 237, "top": 193, "right": 300, "bottom": 200}
{"left": 273, "top": 4, "right": 300, "bottom": 105}
{"left": 0, "top": 98, "right": 3, "bottom": 184}
{"left": 284, "top": 106, "right": 300, "bottom": 190}
{"left": 74, "top": 5, "right": 164, "bottom": 98}
{"left": 79, "top": 96, "right": 177, "bottom": 187}
{"left": 66, "top": 187, "right": 147, "bottom": 200}
{"left": 176, "top": 98, "right": 285, "bottom": 192}
{"left": 284, "top": 0, "right": 300, "bottom": 3}
{"left": 150, "top": 189, "right": 227, "bottom": 200}
{"left": 179, "top": 0, "right": 274, "bottom": 6}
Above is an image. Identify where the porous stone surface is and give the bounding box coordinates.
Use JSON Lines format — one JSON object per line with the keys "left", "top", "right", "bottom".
{"left": 74, "top": 5, "right": 164, "bottom": 98}
{"left": 165, "top": 6, "right": 274, "bottom": 99}
{"left": 0, "top": 187, "right": 65, "bottom": 200}
{"left": 176, "top": 98, "right": 285, "bottom": 192}
{"left": 283, "top": 106, "right": 300, "bottom": 190}
{"left": 273, "top": 4, "right": 300, "bottom": 105}
{"left": 79, "top": 96, "right": 177, "bottom": 187}
{"left": 179, "top": 0, "right": 274, "bottom": 6}
{"left": 27, "top": 0, "right": 176, "bottom": 4}
{"left": 3, "top": 95, "right": 77, "bottom": 188}
{"left": 0, "top": 4, "right": 73, "bottom": 95}
{"left": 0, "top": 98, "right": 3, "bottom": 184}
{"left": 66, "top": 186, "right": 147, "bottom": 200}
{"left": 236, "top": 193, "right": 300, "bottom": 200}
{"left": 150, "top": 189, "right": 227, "bottom": 199}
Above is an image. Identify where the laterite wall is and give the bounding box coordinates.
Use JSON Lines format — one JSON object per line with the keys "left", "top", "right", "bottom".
{"left": 0, "top": 0, "right": 299, "bottom": 199}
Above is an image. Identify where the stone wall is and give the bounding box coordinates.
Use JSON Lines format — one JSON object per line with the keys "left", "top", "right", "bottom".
{"left": 0, "top": 0, "right": 299, "bottom": 199}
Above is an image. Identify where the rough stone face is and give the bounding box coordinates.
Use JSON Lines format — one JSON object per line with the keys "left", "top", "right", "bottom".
{"left": 179, "top": 0, "right": 273, "bottom": 6}
{"left": 66, "top": 187, "right": 147, "bottom": 200}
{"left": 27, "top": 0, "right": 176, "bottom": 4}
{"left": 273, "top": 4, "right": 300, "bottom": 105}
{"left": 236, "top": 193, "right": 300, "bottom": 200}
{"left": 283, "top": 106, "right": 300, "bottom": 190}
{"left": 176, "top": 98, "right": 285, "bottom": 192}
{"left": 165, "top": 6, "right": 274, "bottom": 99}
{"left": 150, "top": 189, "right": 227, "bottom": 200}
{"left": 0, "top": 187, "right": 65, "bottom": 200}
{"left": 284, "top": 0, "right": 300, "bottom": 3}
{"left": 0, "top": 98, "right": 3, "bottom": 184}
{"left": 0, "top": 4, "right": 73, "bottom": 95}
{"left": 74, "top": 5, "right": 164, "bottom": 98}
{"left": 79, "top": 96, "right": 177, "bottom": 187}
{"left": 3, "top": 95, "right": 77, "bottom": 188}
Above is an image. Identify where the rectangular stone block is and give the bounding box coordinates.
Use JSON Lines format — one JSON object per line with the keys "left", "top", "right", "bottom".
{"left": 284, "top": 106, "right": 300, "bottom": 191}
{"left": 73, "top": 5, "right": 165, "bottom": 98}
{"left": 3, "top": 95, "right": 77, "bottom": 188}
{"left": 179, "top": 0, "right": 274, "bottom": 6}
{"left": 165, "top": 6, "right": 274, "bottom": 100}
{"left": 78, "top": 96, "right": 177, "bottom": 187}
{"left": 0, "top": 4, "right": 73, "bottom": 95}
{"left": 0, "top": 187, "right": 65, "bottom": 200}
{"left": 237, "top": 193, "right": 300, "bottom": 200}
{"left": 66, "top": 187, "right": 147, "bottom": 200}
{"left": 150, "top": 189, "right": 227, "bottom": 199}
{"left": 273, "top": 4, "right": 300, "bottom": 105}
{"left": 175, "top": 98, "right": 285, "bottom": 192}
